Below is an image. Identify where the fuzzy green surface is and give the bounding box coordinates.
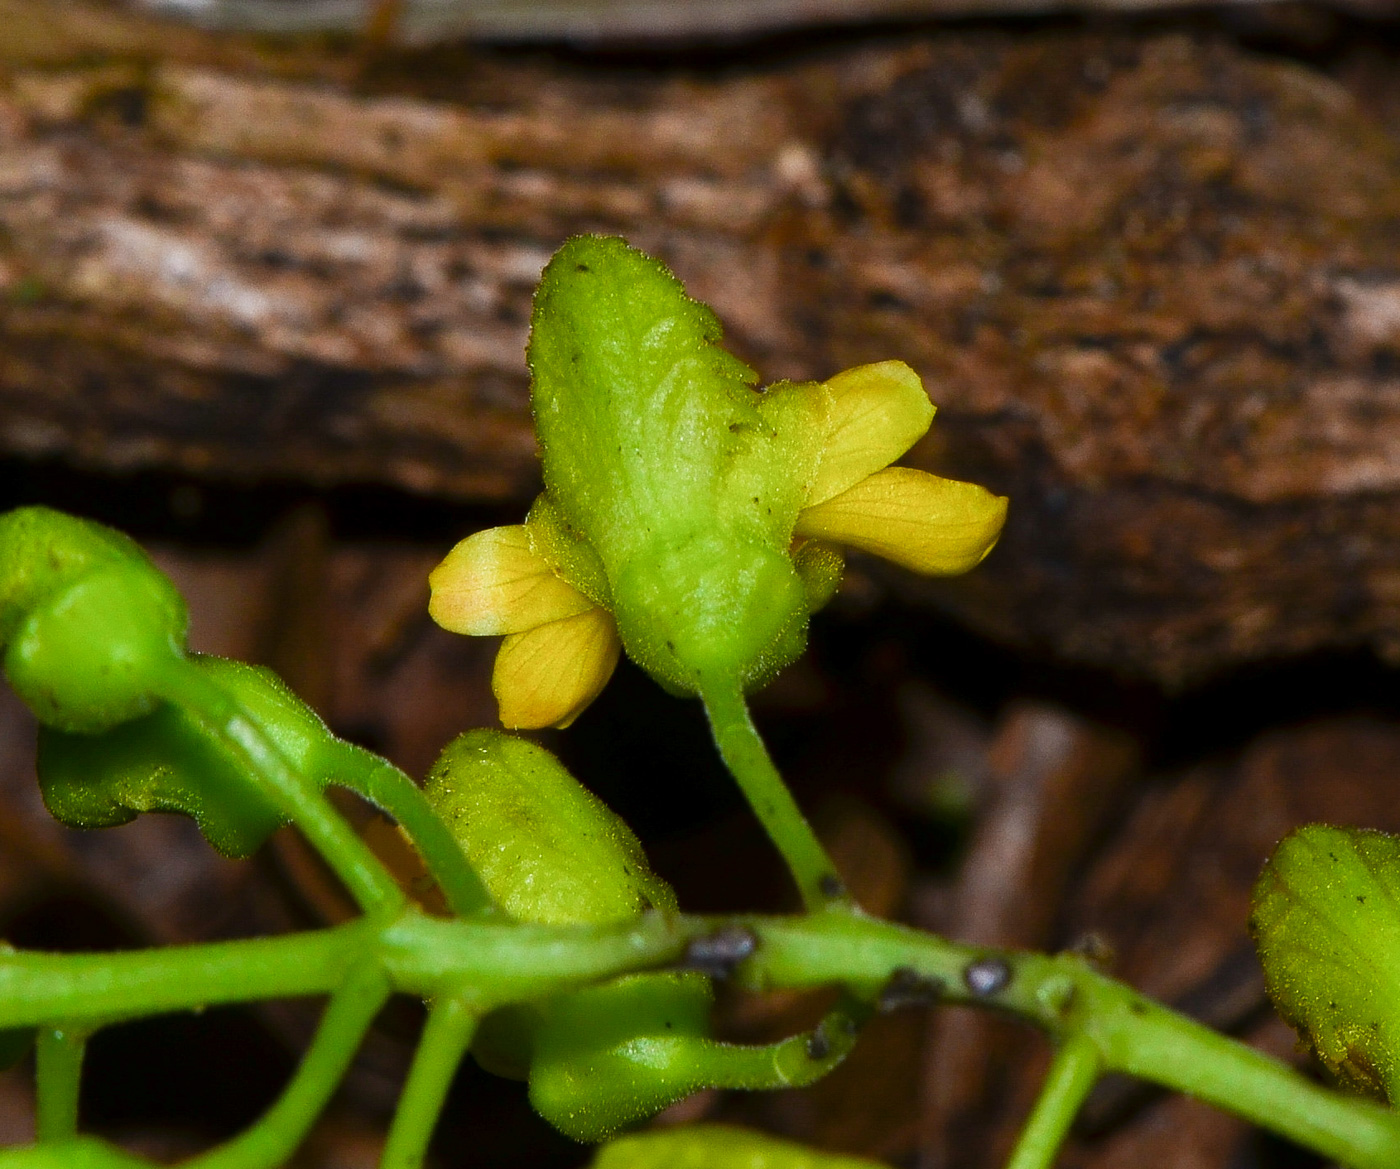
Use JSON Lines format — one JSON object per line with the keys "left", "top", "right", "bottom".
{"left": 0, "top": 507, "right": 148, "bottom": 648}
{"left": 425, "top": 728, "right": 676, "bottom": 926}
{"left": 527, "top": 235, "right": 824, "bottom": 695}
{"left": 1252, "top": 825, "right": 1400, "bottom": 1100}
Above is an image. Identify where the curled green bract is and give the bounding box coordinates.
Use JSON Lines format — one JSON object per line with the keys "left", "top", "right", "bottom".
{"left": 529, "top": 235, "right": 819, "bottom": 697}
{"left": 37, "top": 657, "right": 339, "bottom": 858}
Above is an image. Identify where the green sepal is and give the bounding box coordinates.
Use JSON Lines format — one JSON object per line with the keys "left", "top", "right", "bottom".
{"left": 36, "top": 655, "right": 339, "bottom": 858}
{"left": 424, "top": 729, "right": 676, "bottom": 926}
{"left": 526, "top": 493, "right": 612, "bottom": 611}
{"left": 793, "top": 540, "right": 844, "bottom": 614}
{"left": 592, "top": 1125, "right": 890, "bottom": 1169}
{"left": 1251, "top": 824, "right": 1400, "bottom": 1100}
{"left": 526, "top": 236, "right": 825, "bottom": 698}
{"left": 0, "top": 508, "right": 189, "bottom": 734}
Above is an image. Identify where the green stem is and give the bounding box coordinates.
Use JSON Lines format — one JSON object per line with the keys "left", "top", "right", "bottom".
{"left": 3, "top": 909, "right": 1400, "bottom": 1168}
{"left": 700, "top": 682, "right": 850, "bottom": 912}
{"left": 0, "top": 912, "right": 687, "bottom": 1028}
{"left": 34, "top": 1025, "right": 88, "bottom": 1142}
{"left": 329, "top": 750, "right": 493, "bottom": 917}
{"left": 187, "top": 966, "right": 391, "bottom": 1169}
{"left": 380, "top": 995, "right": 478, "bottom": 1169}
{"left": 157, "top": 659, "right": 403, "bottom": 916}
{"left": 0, "top": 1136, "right": 156, "bottom": 1168}
{"left": 739, "top": 914, "right": 1400, "bottom": 1169}
{"left": 0, "top": 922, "right": 374, "bottom": 1028}
{"left": 1003, "top": 1034, "right": 1099, "bottom": 1169}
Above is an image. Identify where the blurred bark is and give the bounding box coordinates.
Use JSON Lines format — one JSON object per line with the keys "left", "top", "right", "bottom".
{"left": 132, "top": 0, "right": 1400, "bottom": 46}
{"left": 5, "top": 0, "right": 1400, "bottom": 683}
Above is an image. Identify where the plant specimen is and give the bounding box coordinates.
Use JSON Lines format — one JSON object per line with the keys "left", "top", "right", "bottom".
{"left": 0, "top": 235, "right": 1395, "bottom": 1169}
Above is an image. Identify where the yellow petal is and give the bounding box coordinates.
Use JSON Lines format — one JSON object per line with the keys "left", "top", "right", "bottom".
{"left": 429, "top": 526, "right": 593, "bottom": 636}
{"left": 795, "top": 467, "right": 1008, "bottom": 576}
{"left": 493, "top": 606, "right": 622, "bottom": 729}
{"left": 806, "top": 361, "right": 936, "bottom": 507}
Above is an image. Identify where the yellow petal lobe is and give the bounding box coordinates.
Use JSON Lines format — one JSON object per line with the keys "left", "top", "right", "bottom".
{"left": 806, "top": 361, "right": 936, "bottom": 507}
{"left": 795, "top": 467, "right": 1008, "bottom": 576}
{"left": 429, "top": 526, "right": 594, "bottom": 636}
{"left": 493, "top": 606, "right": 622, "bottom": 729}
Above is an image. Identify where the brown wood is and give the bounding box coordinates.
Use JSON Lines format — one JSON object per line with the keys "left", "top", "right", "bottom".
{"left": 5, "top": 1, "right": 1400, "bottom": 683}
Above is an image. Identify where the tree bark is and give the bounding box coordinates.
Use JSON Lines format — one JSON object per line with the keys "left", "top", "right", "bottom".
{"left": 4, "top": 0, "right": 1400, "bottom": 684}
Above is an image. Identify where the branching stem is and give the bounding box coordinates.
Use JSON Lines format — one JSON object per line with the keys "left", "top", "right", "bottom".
{"left": 1, "top": 910, "right": 1398, "bottom": 1168}
{"left": 380, "top": 995, "right": 478, "bottom": 1169}
{"left": 187, "top": 965, "right": 391, "bottom": 1169}
{"left": 1003, "top": 1034, "right": 1099, "bottom": 1169}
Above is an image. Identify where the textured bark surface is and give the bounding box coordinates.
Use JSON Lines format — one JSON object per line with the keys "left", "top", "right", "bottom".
{"left": 4, "top": 0, "right": 1400, "bottom": 682}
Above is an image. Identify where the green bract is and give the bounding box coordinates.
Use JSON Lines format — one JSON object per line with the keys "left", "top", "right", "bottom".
{"left": 528, "top": 236, "right": 824, "bottom": 697}
{"left": 37, "top": 656, "right": 342, "bottom": 858}
{"left": 1252, "top": 825, "right": 1400, "bottom": 1101}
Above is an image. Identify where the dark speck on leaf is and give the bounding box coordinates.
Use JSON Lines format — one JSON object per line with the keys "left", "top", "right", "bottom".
{"left": 819, "top": 874, "right": 847, "bottom": 900}
{"left": 806, "top": 1023, "right": 831, "bottom": 1060}
{"left": 576, "top": 263, "right": 590, "bottom": 272}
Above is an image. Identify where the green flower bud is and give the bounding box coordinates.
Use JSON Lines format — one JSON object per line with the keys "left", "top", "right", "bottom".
{"left": 528, "top": 975, "right": 858, "bottom": 1144}
{"left": 424, "top": 729, "right": 676, "bottom": 926}
{"left": 0, "top": 507, "right": 187, "bottom": 734}
{"left": 425, "top": 731, "right": 855, "bottom": 1138}
{"left": 1251, "top": 824, "right": 1400, "bottom": 1100}
{"left": 425, "top": 730, "right": 682, "bottom": 1086}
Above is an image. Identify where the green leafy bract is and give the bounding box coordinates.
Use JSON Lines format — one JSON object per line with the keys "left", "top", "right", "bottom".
{"left": 38, "top": 656, "right": 341, "bottom": 858}
{"left": 527, "top": 235, "right": 827, "bottom": 696}
{"left": 1252, "top": 825, "right": 1400, "bottom": 1100}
